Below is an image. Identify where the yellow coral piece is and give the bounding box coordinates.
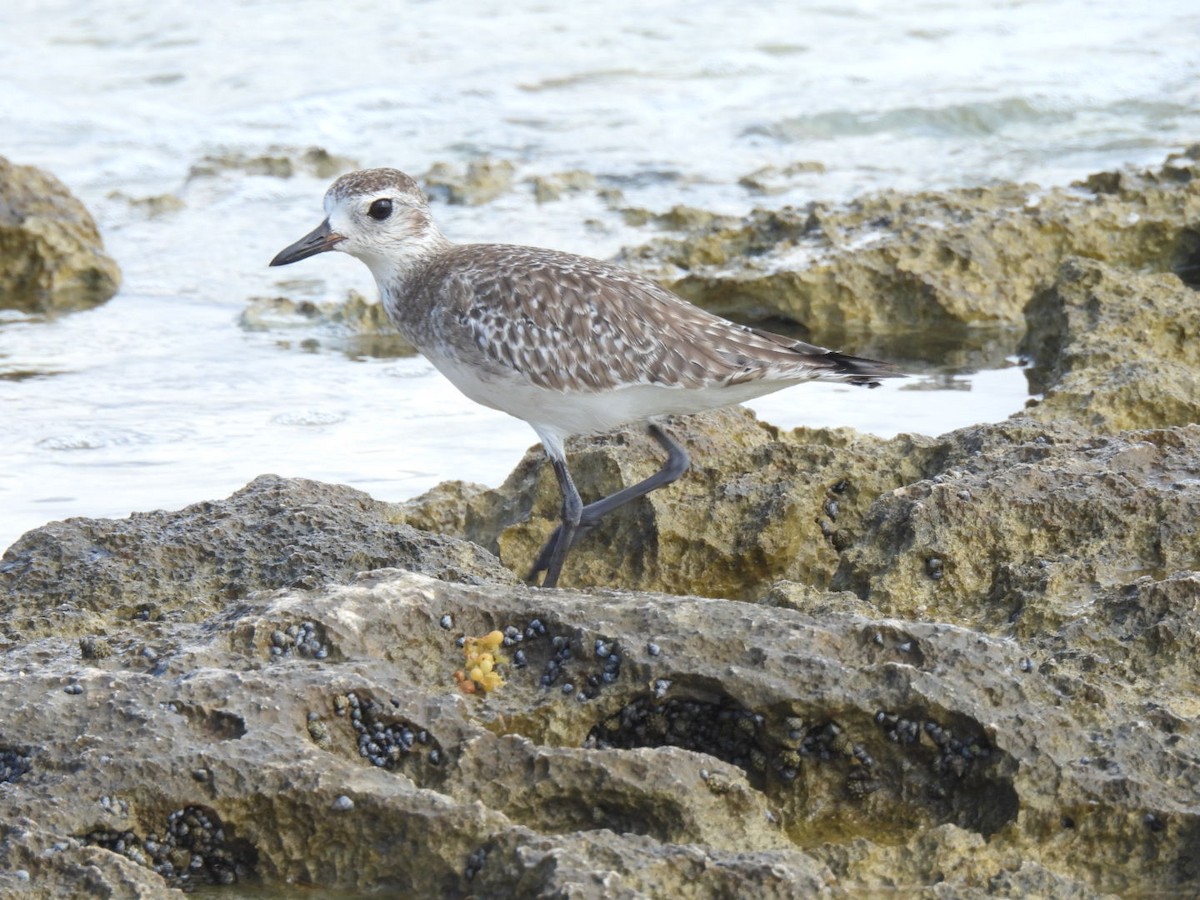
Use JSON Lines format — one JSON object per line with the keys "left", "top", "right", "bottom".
{"left": 478, "top": 671, "right": 503, "bottom": 692}
{"left": 457, "top": 630, "right": 508, "bottom": 694}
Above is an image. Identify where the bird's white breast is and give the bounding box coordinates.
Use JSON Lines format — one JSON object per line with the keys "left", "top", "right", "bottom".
{"left": 423, "top": 345, "right": 797, "bottom": 444}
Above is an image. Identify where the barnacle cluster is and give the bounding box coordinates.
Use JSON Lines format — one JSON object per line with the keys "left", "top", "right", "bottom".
{"left": 84, "top": 805, "right": 254, "bottom": 887}
{"left": 875, "top": 710, "right": 991, "bottom": 778}
{"left": 543, "top": 635, "right": 623, "bottom": 700}
{"left": 336, "top": 691, "right": 443, "bottom": 770}
{"left": 454, "top": 630, "right": 508, "bottom": 694}
{"left": 268, "top": 620, "right": 328, "bottom": 660}
{"left": 588, "top": 699, "right": 884, "bottom": 796}
{"left": 447, "top": 619, "right": 623, "bottom": 701}
{"left": 0, "top": 747, "right": 31, "bottom": 784}
{"left": 788, "top": 718, "right": 879, "bottom": 796}
{"left": 464, "top": 846, "right": 488, "bottom": 881}
{"left": 586, "top": 695, "right": 768, "bottom": 775}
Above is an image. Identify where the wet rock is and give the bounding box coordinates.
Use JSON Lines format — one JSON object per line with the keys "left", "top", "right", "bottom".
{"left": 618, "top": 146, "right": 1200, "bottom": 341}
{"left": 397, "top": 410, "right": 1200, "bottom": 632}
{"left": 833, "top": 419, "right": 1200, "bottom": 662}
{"left": 106, "top": 190, "right": 186, "bottom": 218}
{"left": 618, "top": 203, "right": 736, "bottom": 235}
{"left": 423, "top": 158, "right": 516, "bottom": 206}
{"left": 817, "top": 825, "right": 1106, "bottom": 898}
{"left": 1022, "top": 257, "right": 1200, "bottom": 430}
{"left": 239, "top": 290, "right": 417, "bottom": 358}
{"left": 0, "top": 156, "right": 122, "bottom": 314}
{"left": 738, "top": 160, "right": 827, "bottom": 195}
{"left": 528, "top": 170, "right": 598, "bottom": 203}
{"left": 0, "top": 474, "right": 513, "bottom": 642}
{"left": 1, "top": 567, "right": 1195, "bottom": 896}
{"left": 188, "top": 145, "right": 357, "bottom": 180}
{"left": 398, "top": 406, "right": 937, "bottom": 598}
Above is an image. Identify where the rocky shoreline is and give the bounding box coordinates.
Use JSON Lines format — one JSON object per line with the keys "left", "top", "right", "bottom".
{"left": 1, "top": 149, "right": 1198, "bottom": 897}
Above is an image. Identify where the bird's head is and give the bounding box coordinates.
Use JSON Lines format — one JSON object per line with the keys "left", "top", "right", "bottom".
{"left": 269, "top": 168, "right": 446, "bottom": 278}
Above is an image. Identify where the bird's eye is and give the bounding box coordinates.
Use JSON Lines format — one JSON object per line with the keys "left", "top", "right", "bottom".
{"left": 367, "top": 198, "right": 393, "bottom": 220}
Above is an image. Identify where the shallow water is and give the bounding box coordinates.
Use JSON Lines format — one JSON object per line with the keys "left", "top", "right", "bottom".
{"left": 2, "top": 0, "right": 1198, "bottom": 550}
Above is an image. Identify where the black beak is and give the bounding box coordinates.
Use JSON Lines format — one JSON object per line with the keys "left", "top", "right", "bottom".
{"left": 269, "top": 218, "right": 345, "bottom": 266}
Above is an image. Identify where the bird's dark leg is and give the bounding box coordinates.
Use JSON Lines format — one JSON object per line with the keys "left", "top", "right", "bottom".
{"left": 529, "top": 424, "right": 690, "bottom": 586}
{"left": 540, "top": 454, "right": 583, "bottom": 589}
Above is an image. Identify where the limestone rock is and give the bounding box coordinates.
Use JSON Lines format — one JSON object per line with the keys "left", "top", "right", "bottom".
{"left": 0, "top": 564, "right": 1193, "bottom": 895}
{"left": 738, "top": 160, "right": 827, "bottom": 195}
{"left": 397, "top": 406, "right": 938, "bottom": 598}
{"left": 239, "top": 290, "right": 417, "bottom": 358}
{"left": 618, "top": 146, "right": 1200, "bottom": 338}
{"left": 187, "top": 145, "right": 357, "bottom": 180}
{"left": 1022, "top": 257, "right": 1200, "bottom": 430}
{"left": 833, "top": 419, "right": 1200, "bottom": 703}
{"left": 423, "top": 158, "right": 516, "bottom": 206}
{"left": 0, "top": 156, "right": 121, "bottom": 313}
{"left": 0, "top": 474, "right": 513, "bottom": 643}
{"left": 529, "top": 170, "right": 598, "bottom": 203}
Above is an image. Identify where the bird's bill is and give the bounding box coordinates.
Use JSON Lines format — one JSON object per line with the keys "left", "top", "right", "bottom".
{"left": 269, "top": 218, "right": 345, "bottom": 266}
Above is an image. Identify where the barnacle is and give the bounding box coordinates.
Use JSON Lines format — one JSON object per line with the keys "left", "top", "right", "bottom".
{"left": 455, "top": 630, "right": 509, "bottom": 694}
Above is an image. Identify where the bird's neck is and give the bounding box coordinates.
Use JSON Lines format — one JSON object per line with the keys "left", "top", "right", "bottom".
{"left": 360, "top": 225, "right": 454, "bottom": 287}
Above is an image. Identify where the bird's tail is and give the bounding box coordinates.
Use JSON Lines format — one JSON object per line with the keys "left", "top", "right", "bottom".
{"left": 817, "top": 349, "right": 904, "bottom": 388}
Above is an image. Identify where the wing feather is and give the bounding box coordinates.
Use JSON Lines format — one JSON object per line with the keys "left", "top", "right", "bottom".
{"left": 402, "top": 244, "right": 898, "bottom": 392}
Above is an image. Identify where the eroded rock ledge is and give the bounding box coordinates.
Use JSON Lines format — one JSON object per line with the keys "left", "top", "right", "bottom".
{"left": 2, "top": 561, "right": 1195, "bottom": 897}
{"left": 618, "top": 145, "right": 1200, "bottom": 344}
{"left": 2, "top": 407, "right": 1196, "bottom": 896}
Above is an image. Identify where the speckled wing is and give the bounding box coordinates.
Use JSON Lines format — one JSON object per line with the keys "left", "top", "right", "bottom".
{"left": 422, "top": 244, "right": 896, "bottom": 392}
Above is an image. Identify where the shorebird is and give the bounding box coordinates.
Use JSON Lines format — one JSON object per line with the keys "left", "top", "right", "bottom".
{"left": 270, "top": 168, "right": 899, "bottom": 588}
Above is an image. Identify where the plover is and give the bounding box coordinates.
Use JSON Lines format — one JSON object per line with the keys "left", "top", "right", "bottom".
{"left": 270, "top": 168, "right": 900, "bottom": 588}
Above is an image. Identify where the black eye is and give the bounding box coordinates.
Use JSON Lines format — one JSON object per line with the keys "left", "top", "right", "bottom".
{"left": 367, "top": 198, "right": 393, "bottom": 221}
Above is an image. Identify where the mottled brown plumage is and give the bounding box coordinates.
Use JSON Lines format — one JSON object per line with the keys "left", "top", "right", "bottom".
{"left": 401, "top": 242, "right": 888, "bottom": 394}
{"left": 270, "top": 168, "right": 900, "bottom": 588}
